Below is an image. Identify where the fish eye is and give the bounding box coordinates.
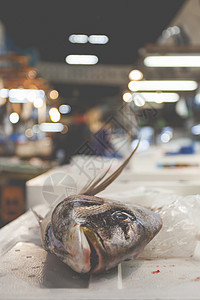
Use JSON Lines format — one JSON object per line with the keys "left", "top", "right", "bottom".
{"left": 112, "top": 211, "right": 136, "bottom": 222}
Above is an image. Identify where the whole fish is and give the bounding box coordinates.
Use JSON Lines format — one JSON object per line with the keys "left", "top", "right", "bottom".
{"left": 32, "top": 141, "right": 162, "bottom": 274}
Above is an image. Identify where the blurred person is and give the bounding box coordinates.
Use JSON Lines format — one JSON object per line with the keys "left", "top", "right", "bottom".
{"left": 52, "top": 112, "right": 92, "bottom": 164}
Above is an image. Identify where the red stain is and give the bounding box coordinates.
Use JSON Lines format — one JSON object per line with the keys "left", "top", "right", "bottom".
{"left": 152, "top": 270, "right": 160, "bottom": 274}
{"left": 192, "top": 277, "right": 200, "bottom": 282}
{"left": 170, "top": 265, "right": 175, "bottom": 267}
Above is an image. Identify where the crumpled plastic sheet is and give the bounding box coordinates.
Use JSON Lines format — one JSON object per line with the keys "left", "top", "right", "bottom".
{"left": 136, "top": 192, "right": 200, "bottom": 260}
{"left": 101, "top": 187, "right": 200, "bottom": 260}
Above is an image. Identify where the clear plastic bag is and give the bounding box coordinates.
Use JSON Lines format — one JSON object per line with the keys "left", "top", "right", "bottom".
{"left": 102, "top": 187, "right": 200, "bottom": 259}
{"left": 138, "top": 193, "right": 200, "bottom": 259}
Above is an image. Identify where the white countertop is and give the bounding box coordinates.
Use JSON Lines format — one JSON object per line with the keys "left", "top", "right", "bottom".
{"left": 1, "top": 147, "right": 200, "bottom": 299}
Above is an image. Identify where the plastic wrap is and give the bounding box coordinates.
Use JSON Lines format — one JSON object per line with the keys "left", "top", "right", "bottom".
{"left": 101, "top": 187, "right": 200, "bottom": 259}
{"left": 139, "top": 193, "right": 200, "bottom": 259}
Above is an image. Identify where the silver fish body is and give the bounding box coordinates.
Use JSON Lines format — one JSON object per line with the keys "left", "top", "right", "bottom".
{"left": 39, "top": 194, "right": 162, "bottom": 274}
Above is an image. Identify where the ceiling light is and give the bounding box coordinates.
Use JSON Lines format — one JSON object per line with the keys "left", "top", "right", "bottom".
{"left": 8, "top": 89, "right": 45, "bottom": 103}
{"left": 192, "top": 124, "right": 200, "bottom": 135}
{"left": 88, "top": 35, "right": 109, "bottom": 44}
{"left": 9, "top": 112, "right": 19, "bottom": 124}
{"left": 134, "top": 94, "right": 145, "bottom": 107}
{"left": 49, "top": 107, "right": 61, "bottom": 122}
{"left": 28, "top": 70, "right": 37, "bottom": 79}
{"left": 129, "top": 70, "right": 143, "bottom": 81}
{"left": 160, "top": 132, "right": 171, "bottom": 143}
{"left": 33, "top": 97, "right": 43, "bottom": 108}
{"left": 59, "top": 104, "right": 71, "bottom": 114}
{"left": 123, "top": 92, "right": 132, "bottom": 102}
{"left": 39, "top": 123, "right": 64, "bottom": 132}
{"left": 9, "top": 89, "right": 26, "bottom": 102}
{"left": 27, "top": 91, "right": 37, "bottom": 102}
{"left": 69, "top": 34, "right": 88, "bottom": 44}
{"left": 144, "top": 56, "right": 200, "bottom": 67}
{"left": 49, "top": 89, "right": 59, "bottom": 100}
{"left": 32, "top": 124, "right": 40, "bottom": 134}
{"left": 9, "top": 98, "right": 27, "bottom": 104}
{"left": 128, "top": 80, "right": 198, "bottom": 92}
{"left": 25, "top": 128, "right": 34, "bottom": 138}
{"left": 136, "top": 92, "right": 179, "bottom": 103}
{"left": 65, "top": 55, "right": 98, "bottom": 65}
{"left": 0, "top": 89, "right": 9, "bottom": 98}
{"left": 131, "top": 139, "right": 150, "bottom": 151}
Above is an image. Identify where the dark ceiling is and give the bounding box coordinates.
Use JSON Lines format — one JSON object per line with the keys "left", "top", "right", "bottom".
{"left": 0, "top": 0, "right": 185, "bottom": 107}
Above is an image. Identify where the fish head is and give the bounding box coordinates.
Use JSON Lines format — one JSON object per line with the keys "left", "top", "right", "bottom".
{"left": 48, "top": 195, "right": 162, "bottom": 274}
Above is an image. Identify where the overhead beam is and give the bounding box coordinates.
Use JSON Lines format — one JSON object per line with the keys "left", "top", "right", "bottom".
{"left": 37, "top": 62, "right": 133, "bottom": 86}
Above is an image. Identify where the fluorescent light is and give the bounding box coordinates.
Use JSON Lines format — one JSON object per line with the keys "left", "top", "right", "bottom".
{"left": 144, "top": 56, "right": 200, "bottom": 67}
{"left": 88, "top": 35, "right": 109, "bottom": 44}
{"left": 128, "top": 80, "right": 198, "bottom": 92}
{"left": 69, "top": 34, "right": 88, "bottom": 44}
{"left": 8, "top": 89, "right": 45, "bottom": 103}
{"left": 68, "top": 34, "right": 109, "bottom": 44}
{"left": 65, "top": 54, "right": 98, "bottom": 65}
{"left": 129, "top": 70, "right": 143, "bottom": 81}
{"left": 39, "top": 123, "right": 64, "bottom": 132}
{"left": 27, "top": 91, "right": 37, "bottom": 102}
{"left": 9, "top": 89, "right": 26, "bottom": 102}
{"left": 9, "top": 98, "right": 27, "bottom": 104}
{"left": 0, "top": 89, "right": 9, "bottom": 98}
{"left": 135, "top": 92, "right": 179, "bottom": 103}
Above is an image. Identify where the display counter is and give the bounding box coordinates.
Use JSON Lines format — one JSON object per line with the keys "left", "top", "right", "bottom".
{"left": 26, "top": 151, "right": 200, "bottom": 208}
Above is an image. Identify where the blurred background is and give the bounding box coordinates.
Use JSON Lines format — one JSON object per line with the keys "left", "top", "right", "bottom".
{"left": 0, "top": 0, "right": 200, "bottom": 226}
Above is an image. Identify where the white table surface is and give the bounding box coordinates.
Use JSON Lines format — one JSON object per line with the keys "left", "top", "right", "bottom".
{"left": 1, "top": 204, "right": 200, "bottom": 300}
{"left": 1, "top": 148, "right": 200, "bottom": 299}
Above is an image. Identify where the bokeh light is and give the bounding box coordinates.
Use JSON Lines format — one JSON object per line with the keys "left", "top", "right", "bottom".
{"left": 49, "top": 107, "right": 61, "bottom": 122}
{"left": 9, "top": 112, "right": 19, "bottom": 124}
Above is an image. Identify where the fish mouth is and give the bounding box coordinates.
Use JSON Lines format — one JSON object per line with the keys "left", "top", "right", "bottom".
{"left": 81, "top": 227, "right": 105, "bottom": 273}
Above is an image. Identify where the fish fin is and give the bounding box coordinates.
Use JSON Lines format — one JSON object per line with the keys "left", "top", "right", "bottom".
{"left": 31, "top": 208, "right": 43, "bottom": 224}
{"left": 83, "top": 137, "right": 141, "bottom": 196}
{"left": 80, "top": 164, "right": 111, "bottom": 195}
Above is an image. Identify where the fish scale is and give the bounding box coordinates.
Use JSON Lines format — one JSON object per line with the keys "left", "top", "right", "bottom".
{"left": 73, "top": 203, "right": 112, "bottom": 219}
